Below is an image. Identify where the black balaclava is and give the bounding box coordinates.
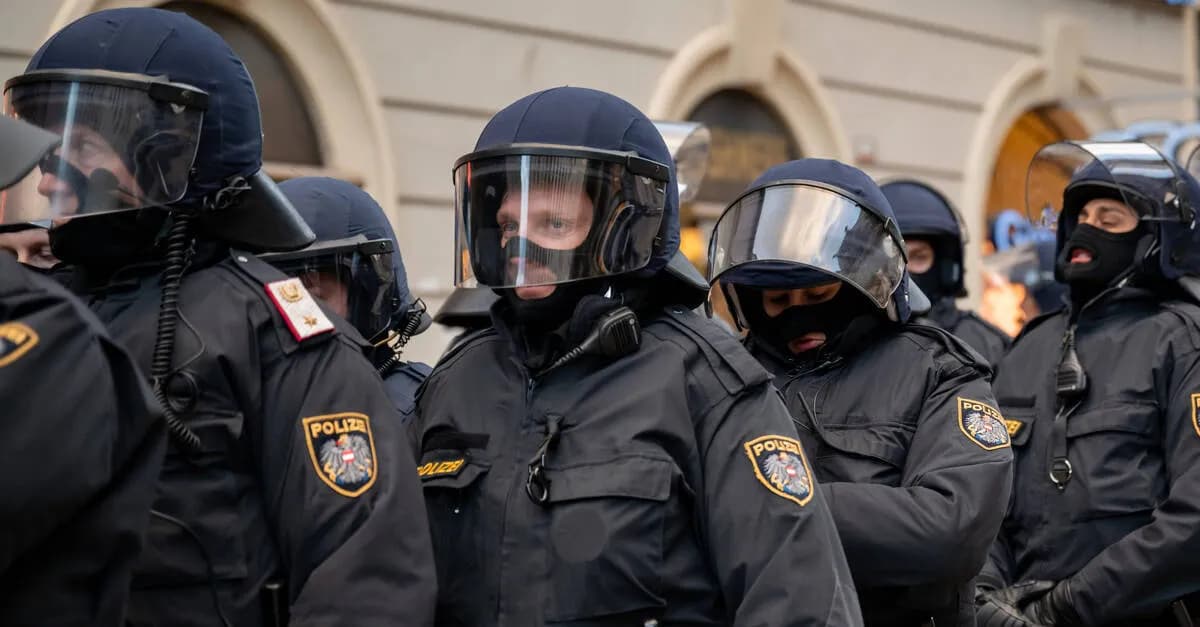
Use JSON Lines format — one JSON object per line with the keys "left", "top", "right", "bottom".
{"left": 909, "top": 237, "right": 957, "bottom": 303}
{"left": 738, "top": 282, "right": 881, "bottom": 363}
{"left": 1055, "top": 223, "right": 1146, "bottom": 307}
{"left": 1054, "top": 184, "right": 1151, "bottom": 308}
{"left": 500, "top": 278, "right": 609, "bottom": 332}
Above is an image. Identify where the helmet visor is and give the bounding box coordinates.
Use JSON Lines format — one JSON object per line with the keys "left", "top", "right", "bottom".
{"left": 2, "top": 71, "right": 204, "bottom": 225}
{"left": 262, "top": 236, "right": 397, "bottom": 342}
{"left": 1028, "top": 141, "right": 1183, "bottom": 232}
{"left": 708, "top": 183, "right": 906, "bottom": 308}
{"left": 453, "top": 146, "right": 669, "bottom": 288}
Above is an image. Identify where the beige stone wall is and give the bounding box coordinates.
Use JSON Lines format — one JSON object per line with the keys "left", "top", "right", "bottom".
{"left": 0, "top": 0, "right": 1191, "bottom": 363}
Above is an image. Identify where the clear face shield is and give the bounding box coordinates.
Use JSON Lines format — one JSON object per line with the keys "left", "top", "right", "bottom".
{"left": 1028, "top": 141, "right": 1188, "bottom": 235}
{"left": 453, "top": 145, "right": 670, "bottom": 289}
{"left": 1185, "top": 144, "right": 1200, "bottom": 195}
{"left": 652, "top": 121, "right": 711, "bottom": 204}
{"left": 707, "top": 181, "right": 907, "bottom": 309}
{"left": 261, "top": 236, "right": 398, "bottom": 343}
{"left": 1, "top": 70, "right": 207, "bottom": 226}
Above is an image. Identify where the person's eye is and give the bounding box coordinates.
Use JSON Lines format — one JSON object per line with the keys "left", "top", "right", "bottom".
{"left": 77, "top": 138, "right": 104, "bottom": 159}
{"left": 546, "top": 216, "right": 570, "bottom": 231}
{"left": 500, "top": 221, "right": 519, "bottom": 234}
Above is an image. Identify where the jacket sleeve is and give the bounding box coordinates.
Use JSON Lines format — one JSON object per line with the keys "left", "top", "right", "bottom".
{"left": 820, "top": 365, "right": 1014, "bottom": 587}
{"left": 1064, "top": 339, "right": 1200, "bottom": 624}
{"left": 0, "top": 274, "right": 166, "bottom": 627}
{"left": 696, "top": 382, "right": 863, "bottom": 626}
{"left": 960, "top": 315, "right": 1012, "bottom": 368}
{"left": 978, "top": 525, "right": 1014, "bottom": 588}
{"left": 256, "top": 334, "right": 437, "bottom": 627}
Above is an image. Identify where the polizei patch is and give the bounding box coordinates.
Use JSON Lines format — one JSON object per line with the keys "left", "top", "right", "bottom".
{"left": 418, "top": 458, "right": 466, "bottom": 479}
{"left": 958, "top": 398, "right": 1010, "bottom": 451}
{"left": 1004, "top": 419, "right": 1026, "bottom": 440}
{"left": 0, "top": 322, "right": 38, "bottom": 367}
{"left": 743, "top": 435, "right": 814, "bottom": 507}
{"left": 303, "top": 413, "right": 378, "bottom": 497}
{"left": 1191, "top": 394, "right": 1200, "bottom": 440}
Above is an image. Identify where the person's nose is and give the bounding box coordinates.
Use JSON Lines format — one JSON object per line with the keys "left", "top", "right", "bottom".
{"left": 36, "top": 170, "right": 67, "bottom": 198}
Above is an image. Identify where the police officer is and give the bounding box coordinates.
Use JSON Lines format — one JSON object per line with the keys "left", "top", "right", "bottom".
{"left": 413, "top": 86, "right": 862, "bottom": 626}
{"left": 5, "top": 8, "right": 435, "bottom": 626}
{"left": 268, "top": 176, "right": 433, "bottom": 419}
{"left": 976, "top": 141, "right": 1200, "bottom": 626}
{"left": 0, "top": 115, "right": 165, "bottom": 627}
{"left": 709, "top": 159, "right": 1013, "bottom": 627}
{"left": 882, "top": 179, "right": 1011, "bottom": 364}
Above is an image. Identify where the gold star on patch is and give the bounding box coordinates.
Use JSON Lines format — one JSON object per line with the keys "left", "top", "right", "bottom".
{"left": 303, "top": 315, "right": 319, "bottom": 327}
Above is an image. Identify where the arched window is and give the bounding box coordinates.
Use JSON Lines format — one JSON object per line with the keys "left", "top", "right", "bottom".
{"left": 159, "top": 1, "right": 323, "bottom": 169}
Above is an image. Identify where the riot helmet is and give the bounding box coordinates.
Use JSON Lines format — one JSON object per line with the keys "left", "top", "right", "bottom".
{"left": 881, "top": 179, "right": 968, "bottom": 300}
{"left": 2, "top": 8, "right": 313, "bottom": 254}
{"left": 1030, "top": 141, "right": 1200, "bottom": 300}
{"left": 269, "top": 177, "right": 430, "bottom": 355}
{"left": 454, "top": 87, "right": 676, "bottom": 294}
{"left": 709, "top": 159, "right": 914, "bottom": 325}
{"left": 708, "top": 159, "right": 927, "bottom": 360}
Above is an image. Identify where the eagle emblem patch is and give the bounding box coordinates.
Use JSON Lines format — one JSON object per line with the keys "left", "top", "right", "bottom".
{"left": 958, "top": 398, "right": 1010, "bottom": 450}
{"left": 1191, "top": 394, "right": 1200, "bottom": 440}
{"left": 744, "top": 435, "right": 814, "bottom": 507}
{"left": 303, "top": 413, "right": 377, "bottom": 497}
{"left": 265, "top": 278, "right": 335, "bottom": 342}
{"left": 0, "top": 322, "right": 38, "bottom": 367}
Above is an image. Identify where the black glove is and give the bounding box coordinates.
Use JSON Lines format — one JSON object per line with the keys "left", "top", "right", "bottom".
{"left": 977, "top": 581, "right": 1055, "bottom": 627}
{"left": 989, "top": 580, "right": 1056, "bottom": 606}
{"left": 975, "top": 573, "right": 1005, "bottom": 605}
{"left": 978, "top": 580, "right": 1083, "bottom": 627}
{"left": 1023, "top": 580, "right": 1083, "bottom": 627}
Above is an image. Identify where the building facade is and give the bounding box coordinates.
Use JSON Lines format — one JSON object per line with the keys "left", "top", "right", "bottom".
{"left": 1, "top": 0, "right": 1194, "bottom": 362}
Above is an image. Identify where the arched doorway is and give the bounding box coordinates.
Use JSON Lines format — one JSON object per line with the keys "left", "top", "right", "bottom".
{"left": 985, "top": 106, "right": 1088, "bottom": 223}
{"left": 979, "top": 105, "right": 1087, "bottom": 335}
{"left": 682, "top": 89, "right": 802, "bottom": 272}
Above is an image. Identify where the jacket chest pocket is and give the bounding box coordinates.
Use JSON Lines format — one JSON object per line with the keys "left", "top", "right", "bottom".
{"left": 137, "top": 410, "right": 249, "bottom": 587}
{"left": 418, "top": 434, "right": 492, "bottom": 616}
{"left": 814, "top": 423, "right": 913, "bottom": 485}
{"left": 542, "top": 455, "right": 673, "bottom": 623}
{"left": 1064, "top": 403, "right": 1164, "bottom": 521}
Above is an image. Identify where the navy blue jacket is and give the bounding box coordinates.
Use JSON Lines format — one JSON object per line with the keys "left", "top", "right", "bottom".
{"left": 0, "top": 252, "right": 165, "bottom": 626}
{"left": 750, "top": 323, "right": 1012, "bottom": 627}
{"left": 78, "top": 249, "right": 436, "bottom": 627}
{"left": 982, "top": 287, "right": 1200, "bottom": 625}
{"left": 413, "top": 303, "right": 862, "bottom": 626}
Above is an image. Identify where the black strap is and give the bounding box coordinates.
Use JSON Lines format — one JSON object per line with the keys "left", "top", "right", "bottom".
{"left": 1048, "top": 401, "right": 1078, "bottom": 490}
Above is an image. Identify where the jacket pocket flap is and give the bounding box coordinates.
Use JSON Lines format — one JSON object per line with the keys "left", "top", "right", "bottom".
{"left": 1066, "top": 403, "right": 1155, "bottom": 438}
{"left": 545, "top": 456, "right": 672, "bottom": 503}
